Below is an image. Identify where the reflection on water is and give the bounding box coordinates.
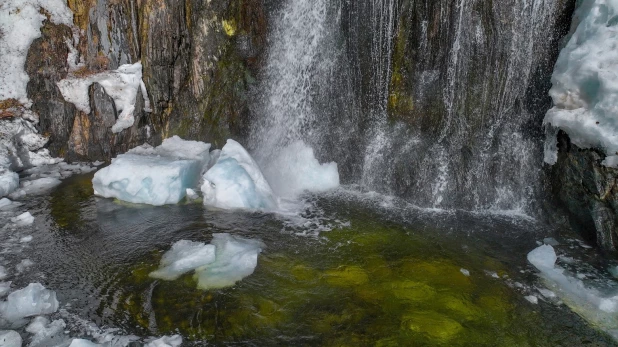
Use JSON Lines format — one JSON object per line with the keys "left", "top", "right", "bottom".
{"left": 12, "top": 174, "right": 617, "bottom": 345}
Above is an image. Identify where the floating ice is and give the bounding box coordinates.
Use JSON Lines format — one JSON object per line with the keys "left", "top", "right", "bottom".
{"left": 145, "top": 335, "right": 182, "bottom": 347}
{"left": 149, "top": 240, "right": 215, "bottom": 280}
{"left": 9, "top": 178, "right": 62, "bottom": 199}
{"left": 19, "top": 235, "right": 33, "bottom": 243}
{"left": 0, "top": 282, "right": 11, "bottom": 297}
{"left": 527, "top": 244, "right": 557, "bottom": 270}
{"left": 527, "top": 245, "right": 618, "bottom": 339}
{"left": 261, "top": 140, "right": 339, "bottom": 198}
{"left": 0, "top": 330, "right": 21, "bottom": 347}
{"left": 11, "top": 212, "right": 34, "bottom": 226}
{"left": 0, "top": 198, "right": 12, "bottom": 209}
{"left": 27, "top": 316, "right": 70, "bottom": 347}
{"left": 544, "top": 0, "right": 618, "bottom": 163}
{"left": 57, "top": 62, "right": 152, "bottom": 133}
{"left": 92, "top": 136, "right": 211, "bottom": 206}
{"left": 16, "top": 259, "right": 34, "bottom": 273}
{"left": 0, "top": 266, "right": 7, "bottom": 280}
{"left": 0, "top": 283, "right": 59, "bottom": 321}
{"left": 0, "top": 170, "right": 19, "bottom": 198}
{"left": 69, "top": 339, "right": 100, "bottom": 347}
{"left": 201, "top": 140, "right": 277, "bottom": 210}
{"left": 151, "top": 234, "right": 264, "bottom": 290}
{"left": 0, "top": 0, "right": 73, "bottom": 105}
{"left": 194, "top": 233, "right": 265, "bottom": 290}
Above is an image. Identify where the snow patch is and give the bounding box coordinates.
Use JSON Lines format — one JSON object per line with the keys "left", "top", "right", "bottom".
{"left": 544, "top": 0, "right": 618, "bottom": 161}
{"left": 57, "top": 62, "right": 151, "bottom": 133}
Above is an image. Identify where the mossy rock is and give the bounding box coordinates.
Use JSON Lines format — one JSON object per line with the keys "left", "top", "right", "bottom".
{"left": 397, "top": 259, "right": 474, "bottom": 292}
{"left": 386, "top": 280, "right": 437, "bottom": 303}
{"left": 401, "top": 311, "right": 464, "bottom": 343}
{"left": 324, "top": 266, "right": 369, "bottom": 287}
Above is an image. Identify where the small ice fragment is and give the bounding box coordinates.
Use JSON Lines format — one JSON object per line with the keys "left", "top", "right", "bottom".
{"left": 69, "top": 339, "right": 100, "bottom": 347}
{"left": 20, "top": 235, "right": 33, "bottom": 243}
{"left": 460, "top": 268, "right": 470, "bottom": 276}
{"left": 185, "top": 188, "right": 199, "bottom": 201}
{"left": 0, "top": 282, "right": 11, "bottom": 297}
{"left": 576, "top": 273, "right": 587, "bottom": 279}
{"left": 0, "top": 330, "right": 22, "bottom": 347}
{"left": 0, "top": 266, "right": 7, "bottom": 280}
{"left": 11, "top": 212, "right": 34, "bottom": 226}
{"left": 145, "top": 335, "right": 182, "bottom": 347}
{"left": 538, "top": 288, "right": 556, "bottom": 298}
{"left": 27, "top": 317, "right": 69, "bottom": 347}
{"left": 525, "top": 295, "right": 538, "bottom": 304}
{"left": 527, "top": 245, "right": 556, "bottom": 269}
{"left": 484, "top": 270, "right": 499, "bottom": 278}
{"left": 16, "top": 259, "right": 34, "bottom": 273}
{"left": 0, "top": 283, "right": 59, "bottom": 321}
{"left": 0, "top": 198, "right": 12, "bottom": 209}
{"left": 543, "top": 237, "right": 560, "bottom": 246}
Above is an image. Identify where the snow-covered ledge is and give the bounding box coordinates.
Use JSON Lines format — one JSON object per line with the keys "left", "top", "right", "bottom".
{"left": 544, "top": 0, "right": 618, "bottom": 168}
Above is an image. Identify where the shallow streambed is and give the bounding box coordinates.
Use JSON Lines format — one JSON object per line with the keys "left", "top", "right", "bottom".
{"left": 3, "top": 174, "right": 618, "bottom": 346}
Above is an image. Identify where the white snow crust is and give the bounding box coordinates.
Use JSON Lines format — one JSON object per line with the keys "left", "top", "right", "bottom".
{"left": 92, "top": 136, "right": 210, "bottom": 206}
{"left": 150, "top": 233, "right": 264, "bottom": 290}
{"left": 544, "top": 0, "right": 618, "bottom": 164}
{"left": 0, "top": 0, "right": 73, "bottom": 105}
{"left": 57, "top": 62, "right": 152, "bottom": 133}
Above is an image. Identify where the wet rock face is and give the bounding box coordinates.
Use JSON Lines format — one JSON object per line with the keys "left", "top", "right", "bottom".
{"left": 550, "top": 131, "right": 618, "bottom": 253}
{"left": 21, "top": 0, "right": 266, "bottom": 162}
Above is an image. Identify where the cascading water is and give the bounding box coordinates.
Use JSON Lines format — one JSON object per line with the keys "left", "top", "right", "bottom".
{"left": 253, "top": 0, "right": 573, "bottom": 214}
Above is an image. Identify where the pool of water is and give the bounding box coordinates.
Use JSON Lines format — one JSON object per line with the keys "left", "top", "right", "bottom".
{"left": 4, "top": 173, "right": 618, "bottom": 346}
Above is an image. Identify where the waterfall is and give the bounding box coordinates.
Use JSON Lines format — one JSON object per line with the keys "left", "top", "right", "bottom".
{"left": 252, "top": 0, "right": 572, "bottom": 214}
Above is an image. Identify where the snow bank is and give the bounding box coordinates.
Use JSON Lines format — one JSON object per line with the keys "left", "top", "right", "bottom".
{"left": 527, "top": 245, "right": 618, "bottom": 338}
{"left": 201, "top": 139, "right": 277, "bottom": 210}
{"left": 92, "top": 136, "right": 210, "bottom": 206}
{"left": 150, "top": 233, "right": 264, "bottom": 290}
{"left": 57, "top": 62, "right": 151, "bottom": 133}
{"left": 544, "top": 0, "right": 618, "bottom": 165}
{"left": 0, "top": 0, "right": 73, "bottom": 106}
{"left": 261, "top": 140, "right": 339, "bottom": 198}
{"left": 0, "top": 283, "right": 59, "bottom": 321}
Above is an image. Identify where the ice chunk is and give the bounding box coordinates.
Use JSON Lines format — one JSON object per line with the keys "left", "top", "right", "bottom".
{"left": 201, "top": 139, "right": 277, "bottom": 210}
{"left": 0, "top": 282, "right": 11, "bottom": 297}
{"left": 11, "top": 212, "right": 34, "bottom": 226}
{"left": 185, "top": 188, "right": 199, "bottom": 201}
{"left": 527, "top": 245, "right": 618, "bottom": 339}
{"left": 19, "top": 236, "right": 32, "bottom": 243}
{"left": 0, "top": 198, "right": 12, "bottom": 209}
{"left": 57, "top": 62, "right": 152, "bottom": 133}
{"left": 525, "top": 295, "right": 538, "bottom": 304}
{"left": 261, "top": 140, "right": 339, "bottom": 198}
{"left": 151, "top": 234, "right": 264, "bottom": 290}
{"left": 149, "top": 240, "right": 216, "bottom": 280}
{"left": 27, "top": 316, "right": 69, "bottom": 347}
{"left": 69, "top": 339, "right": 100, "bottom": 347}
{"left": 145, "top": 335, "right": 182, "bottom": 347}
{"left": 527, "top": 244, "right": 557, "bottom": 270}
{"left": 460, "top": 268, "right": 470, "bottom": 277}
{"left": 544, "top": 0, "right": 618, "bottom": 159}
{"left": 0, "top": 283, "right": 59, "bottom": 321}
{"left": 0, "top": 170, "right": 19, "bottom": 198}
{"left": 92, "top": 137, "right": 211, "bottom": 206}
{"left": 0, "top": 330, "right": 21, "bottom": 347}
{"left": 194, "top": 233, "right": 265, "bottom": 290}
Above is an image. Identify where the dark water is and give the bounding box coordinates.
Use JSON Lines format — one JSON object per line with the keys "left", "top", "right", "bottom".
{"left": 7, "top": 174, "right": 617, "bottom": 346}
